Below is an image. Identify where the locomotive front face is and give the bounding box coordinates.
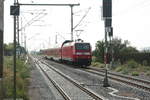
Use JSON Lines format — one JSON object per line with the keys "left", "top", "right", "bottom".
{"left": 75, "top": 43, "right": 91, "bottom": 51}
{"left": 74, "top": 43, "right": 92, "bottom": 66}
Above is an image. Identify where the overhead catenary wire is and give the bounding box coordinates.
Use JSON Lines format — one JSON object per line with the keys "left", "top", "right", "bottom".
{"left": 25, "top": 13, "right": 47, "bottom": 27}
{"left": 73, "top": 7, "right": 91, "bottom": 30}
{"left": 73, "top": 7, "right": 92, "bottom": 15}
{"left": 20, "top": 9, "right": 47, "bottom": 31}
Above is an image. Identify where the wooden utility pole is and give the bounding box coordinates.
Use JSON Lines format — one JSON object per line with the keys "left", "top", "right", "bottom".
{"left": 0, "top": 0, "right": 4, "bottom": 99}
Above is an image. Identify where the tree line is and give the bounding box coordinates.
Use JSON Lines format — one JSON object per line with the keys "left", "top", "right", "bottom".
{"left": 92, "top": 37, "right": 150, "bottom": 66}
{"left": 4, "top": 43, "right": 26, "bottom": 56}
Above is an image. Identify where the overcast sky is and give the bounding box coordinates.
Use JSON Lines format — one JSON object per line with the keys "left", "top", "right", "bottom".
{"left": 4, "top": 0, "right": 150, "bottom": 51}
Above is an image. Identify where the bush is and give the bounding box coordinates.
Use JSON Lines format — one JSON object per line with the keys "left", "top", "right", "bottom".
{"left": 115, "top": 66, "right": 123, "bottom": 72}
{"left": 142, "top": 60, "right": 148, "bottom": 66}
{"left": 146, "top": 71, "right": 150, "bottom": 76}
{"left": 92, "top": 56, "right": 97, "bottom": 62}
{"left": 3, "top": 57, "right": 30, "bottom": 99}
{"left": 91, "top": 62, "right": 104, "bottom": 68}
{"left": 126, "top": 60, "right": 139, "bottom": 68}
{"left": 145, "top": 66, "right": 150, "bottom": 71}
{"left": 121, "top": 68, "right": 129, "bottom": 75}
{"left": 118, "top": 52, "right": 150, "bottom": 66}
{"left": 131, "top": 71, "right": 139, "bottom": 76}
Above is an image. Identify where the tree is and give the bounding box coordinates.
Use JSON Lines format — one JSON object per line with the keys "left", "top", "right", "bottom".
{"left": 110, "top": 38, "right": 129, "bottom": 57}
{"left": 4, "top": 43, "right": 26, "bottom": 56}
{"left": 4, "top": 43, "right": 14, "bottom": 56}
{"left": 92, "top": 40, "right": 105, "bottom": 63}
{"left": 120, "top": 46, "right": 138, "bottom": 54}
{"left": 93, "top": 37, "right": 138, "bottom": 63}
{"left": 141, "top": 47, "right": 150, "bottom": 53}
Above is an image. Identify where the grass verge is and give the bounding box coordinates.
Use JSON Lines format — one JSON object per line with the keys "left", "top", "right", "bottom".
{"left": 3, "top": 56, "right": 30, "bottom": 100}
{"left": 92, "top": 59, "right": 150, "bottom": 77}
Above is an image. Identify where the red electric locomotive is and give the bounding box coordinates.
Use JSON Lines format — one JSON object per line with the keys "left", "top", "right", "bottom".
{"left": 43, "top": 40, "right": 92, "bottom": 66}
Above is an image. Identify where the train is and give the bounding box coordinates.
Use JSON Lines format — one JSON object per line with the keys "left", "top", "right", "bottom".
{"left": 41, "top": 40, "right": 92, "bottom": 66}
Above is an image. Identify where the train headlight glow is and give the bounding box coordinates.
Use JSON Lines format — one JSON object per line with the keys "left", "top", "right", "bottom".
{"left": 76, "top": 52, "right": 90, "bottom": 55}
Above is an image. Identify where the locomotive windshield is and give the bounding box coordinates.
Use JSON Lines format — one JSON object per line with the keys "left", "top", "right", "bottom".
{"left": 75, "top": 43, "right": 90, "bottom": 50}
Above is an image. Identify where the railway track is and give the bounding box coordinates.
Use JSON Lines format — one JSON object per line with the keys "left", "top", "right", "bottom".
{"left": 83, "top": 67, "right": 150, "bottom": 92}
{"left": 42, "top": 56, "right": 150, "bottom": 92}
{"left": 35, "top": 61, "right": 71, "bottom": 100}
{"left": 90, "top": 67, "right": 150, "bottom": 86}
{"left": 32, "top": 56, "right": 105, "bottom": 100}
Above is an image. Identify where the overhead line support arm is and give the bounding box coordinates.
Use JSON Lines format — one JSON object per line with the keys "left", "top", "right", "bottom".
{"left": 19, "top": 3, "right": 80, "bottom": 6}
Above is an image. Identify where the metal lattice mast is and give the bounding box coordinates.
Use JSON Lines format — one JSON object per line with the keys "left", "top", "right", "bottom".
{"left": 0, "top": 0, "right": 4, "bottom": 99}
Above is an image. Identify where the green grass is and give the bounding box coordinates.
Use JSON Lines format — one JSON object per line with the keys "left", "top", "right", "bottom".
{"left": 126, "top": 59, "right": 139, "bottom": 68}
{"left": 131, "top": 71, "right": 139, "bottom": 76}
{"left": 146, "top": 71, "right": 150, "bottom": 76}
{"left": 92, "top": 59, "right": 150, "bottom": 76}
{"left": 91, "top": 62, "right": 104, "bottom": 68}
{"left": 3, "top": 56, "right": 30, "bottom": 100}
{"left": 115, "top": 66, "right": 124, "bottom": 72}
{"left": 121, "top": 68, "right": 129, "bottom": 75}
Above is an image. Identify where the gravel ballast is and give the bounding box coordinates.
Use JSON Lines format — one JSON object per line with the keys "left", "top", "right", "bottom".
{"left": 45, "top": 60, "right": 150, "bottom": 100}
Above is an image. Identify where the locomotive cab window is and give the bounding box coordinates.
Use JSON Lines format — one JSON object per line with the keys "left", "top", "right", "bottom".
{"left": 75, "top": 43, "right": 90, "bottom": 50}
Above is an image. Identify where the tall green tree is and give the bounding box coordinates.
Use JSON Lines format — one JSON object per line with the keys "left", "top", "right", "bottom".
{"left": 92, "top": 40, "right": 105, "bottom": 63}
{"left": 93, "top": 37, "right": 138, "bottom": 63}
{"left": 141, "top": 48, "right": 150, "bottom": 53}
{"left": 4, "top": 43, "right": 14, "bottom": 56}
{"left": 4, "top": 43, "right": 26, "bottom": 56}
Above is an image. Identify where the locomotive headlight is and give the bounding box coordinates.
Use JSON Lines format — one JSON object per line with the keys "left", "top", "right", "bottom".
{"left": 83, "top": 52, "right": 90, "bottom": 55}
{"left": 76, "top": 52, "right": 83, "bottom": 55}
{"left": 76, "top": 52, "right": 90, "bottom": 55}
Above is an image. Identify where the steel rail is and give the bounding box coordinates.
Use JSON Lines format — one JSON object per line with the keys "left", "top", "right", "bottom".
{"left": 43, "top": 57, "right": 150, "bottom": 92}
{"left": 41, "top": 61, "right": 104, "bottom": 100}
{"left": 34, "top": 61, "right": 71, "bottom": 100}
{"left": 90, "top": 68, "right": 150, "bottom": 85}
{"left": 84, "top": 69, "right": 150, "bottom": 92}
{"left": 91, "top": 68, "right": 150, "bottom": 85}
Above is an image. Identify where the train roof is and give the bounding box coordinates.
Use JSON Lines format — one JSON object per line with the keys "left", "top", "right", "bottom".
{"left": 63, "top": 41, "right": 90, "bottom": 47}
{"left": 42, "top": 47, "right": 61, "bottom": 51}
{"left": 41, "top": 40, "right": 90, "bottom": 51}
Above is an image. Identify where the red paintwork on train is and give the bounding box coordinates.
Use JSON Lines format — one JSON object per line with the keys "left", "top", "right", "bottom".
{"left": 61, "top": 45, "right": 74, "bottom": 61}
{"left": 42, "top": 41, "right": 92, "bottom": 66}
{"left": 43, "top": 48, "right": 61, "bottom": 60}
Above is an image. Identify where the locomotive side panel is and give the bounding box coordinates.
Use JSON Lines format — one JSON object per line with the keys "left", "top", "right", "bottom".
{"left": 44, "top": 48, "right": 61, "bottom": 61}
{"left": 61, "top": 46, "right": 74, "bottom": 62}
